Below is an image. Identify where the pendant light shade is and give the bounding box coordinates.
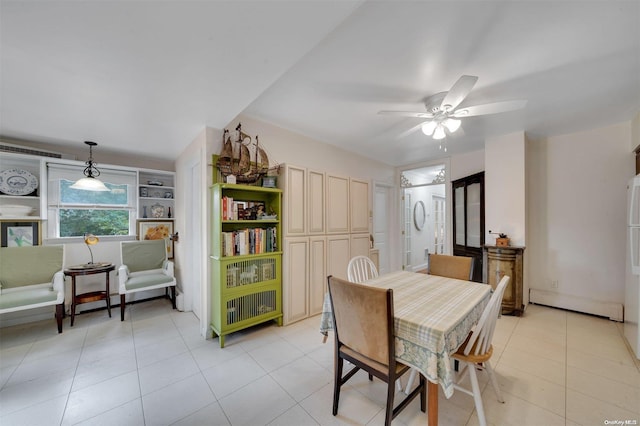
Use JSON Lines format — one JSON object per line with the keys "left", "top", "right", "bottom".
{"left": 70, "top": 141, "right": 110, "bottom": 191}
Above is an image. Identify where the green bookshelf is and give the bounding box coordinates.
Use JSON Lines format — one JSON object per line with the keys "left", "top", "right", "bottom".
{"left": 210, "top": 183, "right": 283, "bottom": 347}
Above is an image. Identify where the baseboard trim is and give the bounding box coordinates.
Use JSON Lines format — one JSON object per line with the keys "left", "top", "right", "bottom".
{"left": 530, "top": 288, "right": 624, "bottom": 322}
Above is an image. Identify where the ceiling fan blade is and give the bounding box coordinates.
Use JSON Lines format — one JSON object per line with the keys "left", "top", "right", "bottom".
{"left": 451, "top": 100, "right": 527, "bottom": 117}
{"left": 440, "top": 75, "right": 478, "bottom": 112}
{"left": 378, "top": 110, "right": 435, "bottom": 119}
{"left": 395, "top": 121, "right": 426, "bottom": 139}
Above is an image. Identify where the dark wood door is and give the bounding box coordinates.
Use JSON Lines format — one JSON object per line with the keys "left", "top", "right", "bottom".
{"left": 452, "top": 172, "right": 485, "bottom": 282}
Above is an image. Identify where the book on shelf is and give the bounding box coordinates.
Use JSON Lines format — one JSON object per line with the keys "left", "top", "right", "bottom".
{"left": 221, "top": 196, "right": 267, "bottom": 221}
{"left": 221, "top": 227, "right": 277, "bottom": 257}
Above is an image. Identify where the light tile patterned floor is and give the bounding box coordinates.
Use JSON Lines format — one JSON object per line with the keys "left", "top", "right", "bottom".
{"left": 1, "top": 300, "right": 639, "bottom": 426}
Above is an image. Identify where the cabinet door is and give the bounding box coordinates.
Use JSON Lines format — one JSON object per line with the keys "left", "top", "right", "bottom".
{"left": 350, "top": 233, "right": 371, "bottom": 259}
{"left": 326, "top": 234, "right": 350, "bottom": 280}
{"left": 350, "top": 178, "right": 369, "bottom": 233}
{"left": 308, "top": 170, "right": 325, "bottom": 234}
{"left": 326, "top": 174, "right": 349, "bottom": 234}
{"left": 309, "top": 236, "right": 326, "bottom": 315}
{"left": 283, "top": 237, "right": 309, "bottom": 324}
{"left": 284, "top": 165, "right": 306, "bottom": 235}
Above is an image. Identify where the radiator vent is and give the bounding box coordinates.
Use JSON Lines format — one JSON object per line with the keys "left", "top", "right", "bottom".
{"left": 0, "top": 141, "right": 74, "bottom": 159}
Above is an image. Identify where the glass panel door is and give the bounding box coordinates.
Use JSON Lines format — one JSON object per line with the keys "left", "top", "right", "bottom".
{"left": 466, "top": 182, "right": 481, "bottom": 248}
{"left": 455, "top": 186, "right": 465, "bottom": 246}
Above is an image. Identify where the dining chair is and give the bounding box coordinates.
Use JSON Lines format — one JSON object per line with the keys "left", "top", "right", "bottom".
{"left": 451, "top": 275, "right": 510, "bottom": 426}
{"left": 347, "top": 255, "right": 378, "bottom": 282}
{"left": 428, "top": 253, "right": 475, "bottom": 280}
{"left": 345, "top": 255, "right": 404, "bottom": 390}
{"left": 118, "top": 239, "right": 176, "bottom": 321}
{"left": 327, "top": 275, "right": 426, "bottom": 426}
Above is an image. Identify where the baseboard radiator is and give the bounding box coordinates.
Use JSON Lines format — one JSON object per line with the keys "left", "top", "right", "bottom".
{"left": 529, "top": 288, "right": 624, "bottom": 322}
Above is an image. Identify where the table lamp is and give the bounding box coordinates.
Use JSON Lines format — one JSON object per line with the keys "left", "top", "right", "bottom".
{"left": 84, "top": 233, "right": 99, "bottom": 265}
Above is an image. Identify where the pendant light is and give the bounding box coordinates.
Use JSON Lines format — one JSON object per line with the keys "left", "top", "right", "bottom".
{"left": 70, "top": 141, "right": 110, "bottom": 191}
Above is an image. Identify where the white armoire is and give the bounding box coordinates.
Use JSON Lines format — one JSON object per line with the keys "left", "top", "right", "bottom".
{"left": 278, "top": 164, "right": 371, "bottom": 325}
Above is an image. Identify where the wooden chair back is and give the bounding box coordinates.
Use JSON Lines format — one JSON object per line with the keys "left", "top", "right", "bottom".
{"left": 428, "top": 253, "right": 474, "bottom": 280}
{"left": 328, "top": 275, "right": 392, "bottom": 365}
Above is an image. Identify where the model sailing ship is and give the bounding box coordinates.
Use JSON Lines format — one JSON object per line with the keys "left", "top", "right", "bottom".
{"left": 216, "top": 123, "right": 270, "bottom": 184}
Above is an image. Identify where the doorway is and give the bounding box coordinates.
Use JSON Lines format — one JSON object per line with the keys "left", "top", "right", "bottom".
{"left": 400, "top": 162, "right": 449, "bottom": 272}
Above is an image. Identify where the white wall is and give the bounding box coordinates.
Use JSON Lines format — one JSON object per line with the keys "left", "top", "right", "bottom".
{"left": 527, "top": 121, "right": 634, "bottom": 313}
{"left": 632, "top": 112, "right": 640, "bottom": 151}
{"left": 450, "top": 149, "right": 484, "bottom": 182}
{"left": 225, "top": 114, "right": 395, "bottom": 183}
{"left": 485, "top": 131, "right": 526, "bottom": 246}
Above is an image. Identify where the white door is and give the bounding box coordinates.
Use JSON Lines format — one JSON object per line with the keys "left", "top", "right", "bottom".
{"left": 373, "top": 182, "right": 393, "bottom": 274}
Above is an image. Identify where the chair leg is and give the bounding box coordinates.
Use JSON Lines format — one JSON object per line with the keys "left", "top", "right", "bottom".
{"left": 484, "top": 361, "right": 505, "bottom": 403}
{"left": 468, "top": 363, "right": 487, "bottom": 426}
{"left": 120, "top": 294, "right": 126, "bottom": 321}
{"left": 170, "top": 286, "right": 176, "bottom": 309}
{"left": 333, "top": 357, "right": 343, "bottom": 416}
{"left": 385, "top": 374, "right": 396, "bottom": 426}
{"left": 55, "top": 303, "right": 63, "bottom": 333}
{"left": 419, "top": 373, "right": 426, "bottom": 413}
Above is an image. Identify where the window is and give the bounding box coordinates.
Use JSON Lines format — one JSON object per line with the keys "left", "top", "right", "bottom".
{"left": 47, "top": 163, "right": 137, "bottom": 238}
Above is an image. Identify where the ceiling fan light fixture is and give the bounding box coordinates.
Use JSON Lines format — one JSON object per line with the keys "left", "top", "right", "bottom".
{"left": 421, "top": 121, "right": 437, "bottom": 136}
{"left": 443, "top": 118, "right": 461, "bottom": 133}
{"left": 433, "top": 124, "right": 446, "bottom": 140}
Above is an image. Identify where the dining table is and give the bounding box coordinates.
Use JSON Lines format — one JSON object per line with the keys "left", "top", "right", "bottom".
{"left": 319, "top": 270, "right": 492, "bottom": 426}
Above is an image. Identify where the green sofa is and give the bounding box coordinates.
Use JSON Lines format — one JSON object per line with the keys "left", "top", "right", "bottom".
{"left": 0, "top": 245, "right": 65, "bottom": 333}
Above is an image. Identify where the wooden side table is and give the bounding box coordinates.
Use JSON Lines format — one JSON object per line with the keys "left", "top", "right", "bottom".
{"left": 64, "top": 263, "right": 116, "bottom": 326}
{"left": 483, "top": 245, "right": 525, "bottom": 316}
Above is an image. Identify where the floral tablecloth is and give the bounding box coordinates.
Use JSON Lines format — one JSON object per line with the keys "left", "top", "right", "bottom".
{"left": 320, "top": 270, "right": 491, "bottom": 398}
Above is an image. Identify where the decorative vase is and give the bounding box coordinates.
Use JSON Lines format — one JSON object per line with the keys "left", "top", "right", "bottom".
{"left": 143, "top": 206, "right": 148, "bottom": 218}
{"left": 168, "top": 207, "right": 172, "bottom": 218}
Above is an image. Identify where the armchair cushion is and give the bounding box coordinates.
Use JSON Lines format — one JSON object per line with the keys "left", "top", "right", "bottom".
{"left": 121, "top": 239, "right": 166, "bottom": 273}
{"left": 0, "top": 285, "right": 59, "bottom": 310}
{"left": 122, "top": 271, "right": 175, "bottom": 291}
{"left": 0, "top": 245, "right": 64, "bottom": 288}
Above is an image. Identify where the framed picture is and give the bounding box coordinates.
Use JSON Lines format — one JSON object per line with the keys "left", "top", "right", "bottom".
{"left": 1, "top": 220, "right": 41, "bottom": 247}
{"left": 137, "top": 220, "right": 174, "bottom": 259}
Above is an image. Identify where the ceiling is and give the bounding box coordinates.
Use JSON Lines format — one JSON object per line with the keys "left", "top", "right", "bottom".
{"left": 1, "top": 1, "right": 639, "bottom": 167}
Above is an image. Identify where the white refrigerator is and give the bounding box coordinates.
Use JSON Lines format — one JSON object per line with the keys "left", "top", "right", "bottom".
{"left": 625, "top": 175, "right": 640, "bottom": 359}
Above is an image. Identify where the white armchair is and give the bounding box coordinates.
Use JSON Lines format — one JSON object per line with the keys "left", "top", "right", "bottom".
{"left": 118, "top": 239, "right": 176, "bottom": 321}
{"left": 0, "top": 245, "right": 65, "bottom": 333}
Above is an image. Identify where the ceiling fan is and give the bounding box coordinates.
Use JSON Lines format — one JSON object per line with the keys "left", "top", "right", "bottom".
{"left": 378, "top": 75, "right": 527, "bottom": 140}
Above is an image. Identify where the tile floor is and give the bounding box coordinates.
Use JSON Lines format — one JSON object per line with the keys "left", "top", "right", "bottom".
{"left": 1, "top": 300, "right": 639, "bottom": 426}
